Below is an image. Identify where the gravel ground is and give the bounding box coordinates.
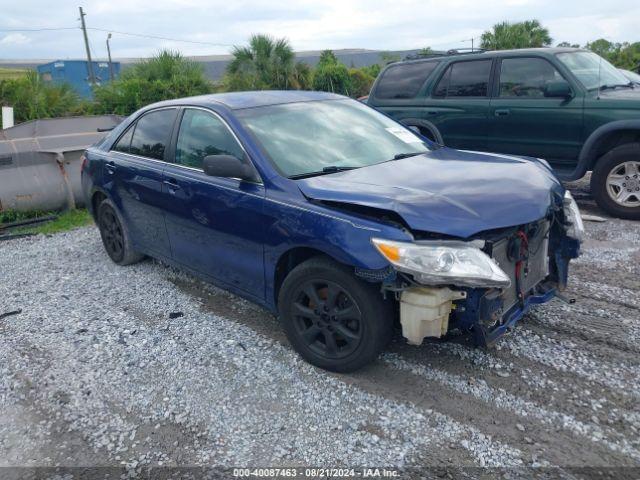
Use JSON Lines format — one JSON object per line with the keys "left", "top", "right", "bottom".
{"left": 1, "top": 181, "right": 639, "bottom": 478}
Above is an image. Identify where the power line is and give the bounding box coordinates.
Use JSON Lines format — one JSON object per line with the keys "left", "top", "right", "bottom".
{"left": 0, "top": 25, "right": 232, "bottom": 47}
{"left": 87, "top": 27, "right": 233, "bottom": 47}
{"left": 0, "top": 27, "right": 77, "bottom": 32}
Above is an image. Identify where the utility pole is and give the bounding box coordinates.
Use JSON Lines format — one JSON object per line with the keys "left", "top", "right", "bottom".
{"left": 78, "top": 7, "right": 96, "bottom": 84}
{"left": 471, "top": 38, "right": 474, "bottom": 52}
{"left": 106, "top": 33, "right": 114, "bottom": 81}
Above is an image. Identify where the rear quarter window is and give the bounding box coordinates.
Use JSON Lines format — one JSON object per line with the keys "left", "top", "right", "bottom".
{"left": 374, "top": 61, "right": 439, "bottom": 99}
{"left": 112, "top": 125, "right": 134, "bottom": 153}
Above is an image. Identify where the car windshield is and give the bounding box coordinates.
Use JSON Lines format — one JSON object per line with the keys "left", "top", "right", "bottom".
{"left": 621, "top": 69, "right": 640, "bottom": 83}
{"left": 236, "top": 99, "right": 431, "bottom": 178}
{"left": 557, "top": 51, "right": 630, "bottom": 90}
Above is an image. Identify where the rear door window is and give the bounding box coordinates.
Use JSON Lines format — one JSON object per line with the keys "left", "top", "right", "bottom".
{"left": 433, "top": 60, "right": 492, "bottom": 98}
{"left": 499, "top": 57, "right": 565, "bottom": 97}
{"left": 375, "top": 61, "right": 439, "bottom": 99}
{"left": 129, "top": 109, "right": 178, "bottom": 160}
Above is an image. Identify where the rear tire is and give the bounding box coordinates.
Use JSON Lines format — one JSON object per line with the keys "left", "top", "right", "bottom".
{"left": 591, "top": 143, "right": 640, "bottom": 220}
{"left": 418, "top": 126, "right": 436, "bottom": 142}
{"left": 97, "top": 198, "right": 144, "bottom": 265}
{"left": 278, "top": 256, "right": 393, "bottom": 373}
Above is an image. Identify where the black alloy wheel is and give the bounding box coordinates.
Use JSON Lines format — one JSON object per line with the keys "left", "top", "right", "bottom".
{"left": 99, "top": 205, "right": 125, "bottom": 263}
{"left": 278, "top": 256, "right": 393, "bottom": 372}
{"left": 291, "top": 280, "right": 363, "bottom": 359}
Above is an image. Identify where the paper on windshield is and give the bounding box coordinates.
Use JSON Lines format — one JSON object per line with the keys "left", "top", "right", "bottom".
{"left": 386, "top": 127, "right": 422, "bottom": 144}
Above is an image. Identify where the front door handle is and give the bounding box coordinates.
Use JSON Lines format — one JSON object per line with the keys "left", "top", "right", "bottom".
{"left": 494, "top": 109, "right": 511, "bottom": 117}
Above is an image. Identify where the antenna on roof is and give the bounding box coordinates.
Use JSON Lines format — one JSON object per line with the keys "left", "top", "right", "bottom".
{"left": 597, "top": 53, "right": 602, "bottom": 100}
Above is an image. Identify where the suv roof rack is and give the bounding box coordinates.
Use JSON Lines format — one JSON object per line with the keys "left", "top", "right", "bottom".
{"left": 402, "top": 48, "right": 486, "bottom": 61}
{"left": 445, "top": 48, "right": 487, "bottom": 55}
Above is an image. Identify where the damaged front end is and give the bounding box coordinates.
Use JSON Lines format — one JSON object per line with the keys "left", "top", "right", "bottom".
{"left": 369, "top": 191, "right": 582, "bottom": 347}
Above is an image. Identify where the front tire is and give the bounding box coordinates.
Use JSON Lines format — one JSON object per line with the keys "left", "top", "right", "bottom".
{"left": 97, "top": 198, "right": 144, "bottom": 265}
{"left": 278, "top": 257, "right": 394, "bottom": 373}
{"left": 591, "top": 143, "right": 640, "bottom": 219}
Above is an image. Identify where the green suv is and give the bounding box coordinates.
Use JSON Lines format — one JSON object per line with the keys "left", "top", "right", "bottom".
{"left": 367, "top": 48, "right": 640, "bottom": 219}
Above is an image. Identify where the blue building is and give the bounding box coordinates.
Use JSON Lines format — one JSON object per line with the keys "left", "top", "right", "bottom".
{"left": 37, "top": 60, "right": 121, "bottom": 98}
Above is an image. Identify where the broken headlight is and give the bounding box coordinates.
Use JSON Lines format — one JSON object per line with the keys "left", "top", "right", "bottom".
{"left": 563, "top": 190, "right": 584, "bottom": 241}
{"left": 372, "top": 238, "right": 511, "bottom": 288}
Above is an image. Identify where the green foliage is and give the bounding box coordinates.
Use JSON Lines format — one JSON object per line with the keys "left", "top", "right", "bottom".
{"left": 348, "top": 68, "right": 375, "bottom": 98}
{"left": 91, "top": 50, "right": 214, "bottom": 115}
{"left": 312, "top": 50, "right": 352, "bottom": 96}
{"left": 0, "top": 71, "right": 81, "bottom": 123}
{"left": 292, "top": 61, "right": 313, "bottom": 90}
{"left": 480, "top": 20, "right": 552, "bottom": 50}
{"left": 585, "top": 39, "right": 640, "bottom": 71}
{"left": 224, "top": 34, "right": 309, "bottom": 91}
{"left": 360, "top": 63, "right": 382, "bottom": 79}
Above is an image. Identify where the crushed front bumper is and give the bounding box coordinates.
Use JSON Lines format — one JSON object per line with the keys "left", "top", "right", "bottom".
{"left": 471, "top": 285, "right": 557, "bottom": 347}
{"left": 390, "top": 219, "right": 580, "bottom": 347}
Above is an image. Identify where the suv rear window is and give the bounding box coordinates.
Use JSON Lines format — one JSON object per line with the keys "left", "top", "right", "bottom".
{"left": 129, "top": 109, "right": 178, "bottom": 160}
{"left": 375, "top": 61, "right": 439, "bottom": 99}
{"left": 433, "top": 60, "right": 492, "bottom": 98}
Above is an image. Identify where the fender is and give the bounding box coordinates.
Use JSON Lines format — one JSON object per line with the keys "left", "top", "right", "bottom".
{"left": 564, "top": 120, "right": 640, "bottom": 181}
{"left": 397, "top": 117, "right": 445, "bottom": 145}
{"left": 86, "top": 186, "right": 110, "bottom": 217}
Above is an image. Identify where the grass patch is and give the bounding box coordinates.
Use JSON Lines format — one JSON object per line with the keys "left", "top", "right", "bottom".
{"left": 2, "top": 209, "right": 93, "bottom": 235}
{"left": 0, "top": 209, "right": 49, "bottom": 224}
{"left": 0, "top": 67, "right": 29, "bottom": 80}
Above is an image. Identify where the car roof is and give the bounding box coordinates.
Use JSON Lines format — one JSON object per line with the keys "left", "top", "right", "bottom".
{"left": 389, "top": 47, "right": 586, "bottom": 66}
{"left": 147, "top": 90, "right": 345, "bottom": 111}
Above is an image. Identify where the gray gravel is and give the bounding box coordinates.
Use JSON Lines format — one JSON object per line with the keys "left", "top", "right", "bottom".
{"left": 1, "top": 185, "right": 639, "bottom": 475}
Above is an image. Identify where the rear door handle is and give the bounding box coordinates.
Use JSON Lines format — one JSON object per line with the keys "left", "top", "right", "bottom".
{"left": 163, "top": 179, "right": 181, "bottom": 192}
{"left": 494, "top": 109, "right": 510, "bottom": 117}
{"left": 105, "top": 162, "right": 117, "bottom": 174}
{"left": 426, "top": 110, "right": 439, "bottom": 115}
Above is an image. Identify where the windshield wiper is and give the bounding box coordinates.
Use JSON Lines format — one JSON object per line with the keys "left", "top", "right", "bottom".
{"left": 599, "top": 83, "right": 633, "bottom": 91}
{"left": 392, "top": 152, "right": 424, "bottom": 160}
{"left": 288, "top": 166, "right": 359, "bottom": 179}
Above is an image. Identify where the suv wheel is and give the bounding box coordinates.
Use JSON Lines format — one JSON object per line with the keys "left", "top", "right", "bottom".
{"left": 278, "top": 257, "right": 393, "bottom": 372}
{"left": 97, "top": 198, "right": 144, "bottom": 265}
{"left": 591, "top": 143, "right": 640, "bottom": 220}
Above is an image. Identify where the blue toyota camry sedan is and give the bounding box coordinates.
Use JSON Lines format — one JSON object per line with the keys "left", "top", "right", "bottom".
{"left": 81, "top": 91, "right": 582, "bottom": 372}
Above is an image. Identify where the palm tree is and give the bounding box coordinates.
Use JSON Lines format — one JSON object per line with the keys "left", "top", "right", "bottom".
{"left": 227, "top": 34, "right": 299, "bottom": 90}
{"left": 480, "top": 20, "right": 552, "bottom": 50}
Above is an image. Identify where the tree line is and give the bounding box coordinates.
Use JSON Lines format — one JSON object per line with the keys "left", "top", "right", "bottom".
{"left": 1, "top": 21, "right": 638, "bottom": 124}
{"left": 481, "top": 20, "right": 639, "bottom": 71}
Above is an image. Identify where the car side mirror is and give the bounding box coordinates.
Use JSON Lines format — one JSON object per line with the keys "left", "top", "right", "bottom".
{"left": 544, "top": 80, "right": 572, "bottom": 98}
{"left": 202, "top": 155, "right": 259, "bottom": 182}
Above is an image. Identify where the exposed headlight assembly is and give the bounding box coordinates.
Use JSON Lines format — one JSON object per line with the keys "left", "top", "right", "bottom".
{"left": 372, "top": 238, "right": 511, "bottom": 288}
{"left": 563, "top": 190, "right": 584, "bottom": 241}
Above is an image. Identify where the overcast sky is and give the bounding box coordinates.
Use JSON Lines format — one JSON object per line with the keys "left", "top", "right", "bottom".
{"left": 1, "top": 0, "right": 638, "bottom": 60}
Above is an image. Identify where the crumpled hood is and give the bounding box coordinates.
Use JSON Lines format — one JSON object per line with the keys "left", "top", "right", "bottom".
{"left": 296, "top": 147, "right": 563, "bottom": 238}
